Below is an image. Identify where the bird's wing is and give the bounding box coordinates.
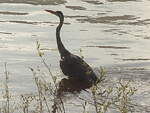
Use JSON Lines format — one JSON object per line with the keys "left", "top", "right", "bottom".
{"left": 71, "top": 55, "right": 98, "bottom": 82}
{"left": 70, "top": 54, "right": 94, "bottom": 75}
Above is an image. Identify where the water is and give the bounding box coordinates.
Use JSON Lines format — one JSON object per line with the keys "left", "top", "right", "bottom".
{"left": 0, "top": 0, "right": 150, "bottom": 112}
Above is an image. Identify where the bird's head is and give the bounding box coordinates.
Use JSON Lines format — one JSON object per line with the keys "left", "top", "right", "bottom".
{"left": 45, "top": 10, "right": 64, "bottom": 18}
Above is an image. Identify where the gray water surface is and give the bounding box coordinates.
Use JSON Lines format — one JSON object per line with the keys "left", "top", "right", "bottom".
{"left": 0, "top": 0, "right": 150, "bottom": 112}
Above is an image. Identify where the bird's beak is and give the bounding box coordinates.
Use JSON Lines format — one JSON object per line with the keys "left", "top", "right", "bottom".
{"left": 45, "top": 10, "right": 56, "bottom": 15}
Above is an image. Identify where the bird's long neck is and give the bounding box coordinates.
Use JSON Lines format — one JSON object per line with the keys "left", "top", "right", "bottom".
{"left": 56, "top": 16, "right": 69, "bottom": 58}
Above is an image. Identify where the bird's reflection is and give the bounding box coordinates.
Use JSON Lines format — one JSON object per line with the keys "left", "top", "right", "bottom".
{"left": 51, "top": 77, "right": 95, "bottom": 113}
{"left": 56, "top": 77, "right": 93, "bottom": 97}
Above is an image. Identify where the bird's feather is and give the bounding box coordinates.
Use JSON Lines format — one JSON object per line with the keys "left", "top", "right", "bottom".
{"left": 60, "top": 54, "right": 97, "bottom": 82}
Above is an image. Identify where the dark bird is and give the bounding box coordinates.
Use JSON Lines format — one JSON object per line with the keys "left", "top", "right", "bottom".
{"left": 45, "top": 10, "right": 98, "bottom": 84}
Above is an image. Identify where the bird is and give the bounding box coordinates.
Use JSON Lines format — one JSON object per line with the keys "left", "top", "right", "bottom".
{"left": 45, "top": 10, "right": 98, "bottom": 84}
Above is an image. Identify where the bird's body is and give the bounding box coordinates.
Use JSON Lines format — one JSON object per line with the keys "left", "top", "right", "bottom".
{"left": 45, "top": 10, "right": 98, "bottom": 83}
{"left": 60, "top": 53, "right": 97, "bottom": 81}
